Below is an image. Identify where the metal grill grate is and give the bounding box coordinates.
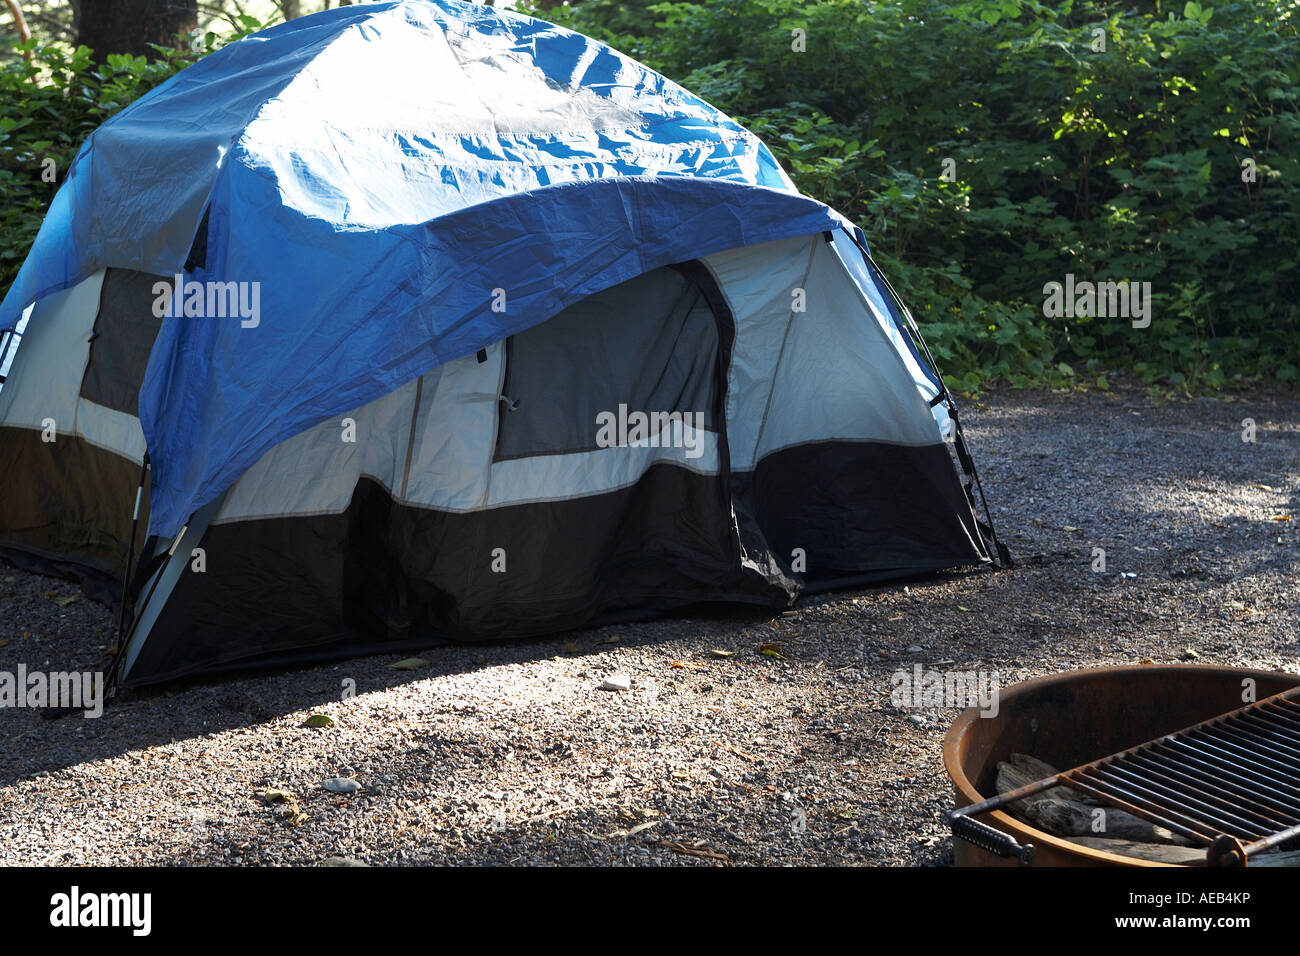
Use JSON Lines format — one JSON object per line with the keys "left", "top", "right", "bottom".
{"left": 948, "top": 686, "right": 1300, "bottom": 866}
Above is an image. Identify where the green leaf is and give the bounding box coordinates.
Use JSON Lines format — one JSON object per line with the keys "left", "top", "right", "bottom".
{"left": 388, "top": 657, "right": 430, "bottom": 670}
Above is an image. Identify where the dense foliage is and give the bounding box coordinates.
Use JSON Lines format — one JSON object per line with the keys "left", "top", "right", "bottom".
{"left": 531, "top": 0, "right": 1300, "bottom": 391}
{"left": 4, "top": 1, "right": 1298, "bottom": 390}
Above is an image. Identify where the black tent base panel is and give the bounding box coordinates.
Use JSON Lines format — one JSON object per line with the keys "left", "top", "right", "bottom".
{"left": 122, "top": 462, "right": 781, "bottom": 685}
{"left": 118, "top": 439, "right": 993, "bottom": 688}
{"left": 737, "top": 439, "right": 993, "bottom": 583}
{"left": 0, "top": 425, "right": 147, "bottom": 597}
{"left": 0, "top": 546, "right": 123, "bottom": 612}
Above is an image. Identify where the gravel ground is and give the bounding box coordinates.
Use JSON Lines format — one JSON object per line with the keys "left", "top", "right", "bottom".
{"left": 1, "top": 383, "right": 1296, "bottom": 866}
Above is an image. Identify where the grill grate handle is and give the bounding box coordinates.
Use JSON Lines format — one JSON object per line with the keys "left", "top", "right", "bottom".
{"left": 948, "top": 811, "right": 1036, "bottom": 866}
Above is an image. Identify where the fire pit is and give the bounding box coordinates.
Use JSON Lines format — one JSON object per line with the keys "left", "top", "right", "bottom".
{"left": 943, "top": 664, "right": 1300, "bottom": 867}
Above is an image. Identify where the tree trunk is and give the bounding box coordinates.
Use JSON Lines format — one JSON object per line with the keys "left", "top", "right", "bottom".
{"left": 77, "top": 0, "right": 197, "bottom": 60}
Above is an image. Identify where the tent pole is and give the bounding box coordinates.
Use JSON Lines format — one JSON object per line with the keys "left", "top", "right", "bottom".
{"left": 106, "top": 453, "right": 149, "bottom": 699}
{"left": 840, "top": 228, "right": 1011, "bottom": 569}
{"left": 0, "top": 328, "right": 12, "bottom": 386}
{"left": 947, "top": 404, "right": 1013, "bottom": 569}
{"left": 39, "top": 451, "right": 149, "bottom": 719}
{"left": 113, "top": 490, "right": 227, "bottom": 689}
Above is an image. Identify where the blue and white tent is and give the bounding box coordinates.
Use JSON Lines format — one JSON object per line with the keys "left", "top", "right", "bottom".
{"left": 0, "top": 0, "right": 1004, "bottom": 686}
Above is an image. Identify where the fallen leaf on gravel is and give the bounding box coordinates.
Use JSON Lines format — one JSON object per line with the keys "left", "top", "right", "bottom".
{"left": 322, "top": 777, "right": 362, "bottom": 794}
{"left": 387, "top": 657, "right": 429, "bottom": 670}
{"left": 759, "top": 643, "right": 786, "bottom": 659}
{"left": 3, "top": 575, "right": 14, "bottom": 583}
{"left": 670, "top": 660, "right": 689, "bottom": 669}
{"left": 259, "top": 789, "right": 310, "bottom": 825}
{"left": 1271, "top": 515, "right": 1292, "bottom": 522}
{"left": 709, "top": 649, "right": 736, "bottom": 658}
{"left": 956, "top": 605, "right": 973, "bottom": 612}
{"left": 0, "top": 640, "right": 6, "bottom": 647}
{"left": 301, "top": 714, "right": 336, "bottom": 728}
{"left": 52, "top": 594, "right": 79, "bottom": 606}
{"left": 596, "top": 635, "right": 621, "bottom": 645}
{"left": 1253, "top": 484, "right": 1279, "bottom": 492}
{"left": 651, "top": 840, "right": 728, "bottom": 862}
{"left": 561, "top": 641, "right": 579, "bottom": 654}
{"left": 1062, "top": 526, "right": 1081, "bottom": 532}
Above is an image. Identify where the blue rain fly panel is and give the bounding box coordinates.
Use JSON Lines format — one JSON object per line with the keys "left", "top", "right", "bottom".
{"left": 0, "top": 1, "right": 841, "bottom": 536}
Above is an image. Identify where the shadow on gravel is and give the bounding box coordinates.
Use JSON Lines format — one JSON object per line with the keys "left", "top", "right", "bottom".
{"left": 0, "top": 565, "right": 798, "bottom": 789}
{"left": 0, "top": 542, "right": 999, "bottom": 793}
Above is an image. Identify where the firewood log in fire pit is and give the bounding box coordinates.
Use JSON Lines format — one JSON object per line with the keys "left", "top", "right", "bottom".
{"left": 995, "top": 753, "right": 1300, "bottom": 865}
{"left": 996, "top": 754, "right": 1193, "bottom": 845}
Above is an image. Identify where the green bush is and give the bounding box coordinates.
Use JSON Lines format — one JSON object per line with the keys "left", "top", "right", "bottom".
{"left": 535, "top": 0, "right": 1300, "bottom": 390}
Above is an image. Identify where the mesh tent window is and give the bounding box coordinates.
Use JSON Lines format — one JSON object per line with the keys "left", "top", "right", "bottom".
{"left": 494, "top": 264, "right": 723, "bottom": 462}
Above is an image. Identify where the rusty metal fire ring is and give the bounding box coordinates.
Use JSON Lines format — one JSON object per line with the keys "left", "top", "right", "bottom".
{"left": 942, "top": 664, "right": 1300, "bottom": 867}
